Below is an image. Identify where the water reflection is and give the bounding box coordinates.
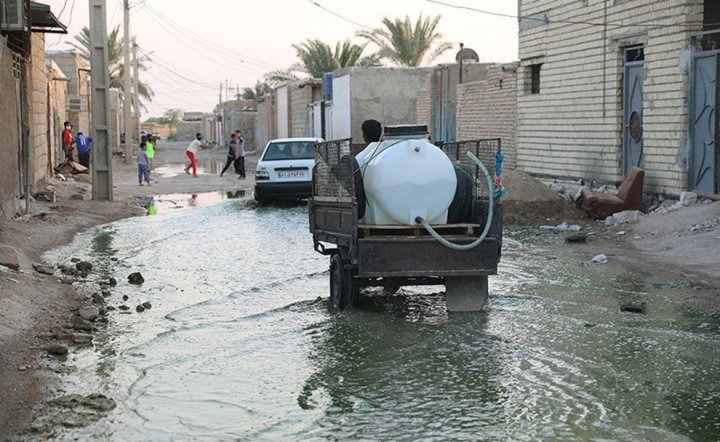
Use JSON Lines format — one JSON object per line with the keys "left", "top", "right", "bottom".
{"left": 40, "top": 203, "right": 720, "bottom": 440}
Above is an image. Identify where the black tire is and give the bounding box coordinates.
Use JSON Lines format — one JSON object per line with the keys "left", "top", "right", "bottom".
{"left": 329, "top": 254, "right": 345, "bottom": 310}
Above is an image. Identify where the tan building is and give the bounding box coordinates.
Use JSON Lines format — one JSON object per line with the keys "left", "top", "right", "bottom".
{"left": 517, "top": 0, "right": 720, "bottom": 195}
{"left": 45, "top": 49, "right": 90, "bottom": 135}
{"left": 0, "top": 1, "right": 67, "bottom": 216}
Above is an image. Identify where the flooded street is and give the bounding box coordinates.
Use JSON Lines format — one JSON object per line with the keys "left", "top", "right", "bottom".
{"left": 41, "top": 195, "right": 720, "bottom": 440}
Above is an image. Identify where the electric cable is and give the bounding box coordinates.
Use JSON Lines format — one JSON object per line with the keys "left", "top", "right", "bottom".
{"left": 416, "top": 151, "right": 494, "bottom": 251}
{"left": 141, "top": 3, "right": 281, "bottom": 70}
{"left": 427, "top": 0, "right": 718, "bottom": 30}
{"left": 138, "top": 5, "right": 269, "bottom": 77}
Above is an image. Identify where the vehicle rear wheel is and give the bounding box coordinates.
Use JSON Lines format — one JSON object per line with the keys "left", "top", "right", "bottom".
{"left": 329, "top": 254, "right": 346, "bottom": 310}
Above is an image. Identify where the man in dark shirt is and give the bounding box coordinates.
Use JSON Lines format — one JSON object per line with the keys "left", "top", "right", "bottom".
{"left": 220, "top": 133, "right": 238, "bottom": 177}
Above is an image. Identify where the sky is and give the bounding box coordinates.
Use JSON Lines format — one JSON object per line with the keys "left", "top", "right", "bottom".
{"left": 43, "top": 0, "right": 519, "bottom": 118}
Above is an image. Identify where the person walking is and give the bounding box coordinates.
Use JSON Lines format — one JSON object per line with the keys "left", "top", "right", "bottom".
{"left": 74, "top": 132, "right": 92, "bottom": 168}
{"left": 220, "top": 133, "right": 237, "bottom": 177}
{"left": 234, "top": 130, "right": 246, "bottom": 179}
{"left": 184, "top": 133, "right": 212, "bottom": 177}
{"left": 138, "top": 142, "right": 151, "bottom": 186}
{"left": 62, "top": 121, "right": 75, "bottom": 163}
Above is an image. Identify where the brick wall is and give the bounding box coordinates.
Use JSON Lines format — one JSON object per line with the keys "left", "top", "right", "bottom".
{"left": 0, "top": 36, "right": 20, "bottom": 218}
{"left": 416, "top": 76, "right": 432, "bottom": 133}
{"left": 457, "top": 63, "right": 518, "bottom": 170}
{"left": 29, "top": 33, "right": 49, "bottom": 188}
{"left": 518, "top": 0, "right": 705, "bottom": 195}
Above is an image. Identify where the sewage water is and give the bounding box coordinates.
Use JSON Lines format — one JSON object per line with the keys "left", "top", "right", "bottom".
{"left": 42, "top": 196, "right": 720, "bottom": 440}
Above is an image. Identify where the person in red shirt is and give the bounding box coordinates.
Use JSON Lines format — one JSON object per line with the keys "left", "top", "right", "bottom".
{"left": 62, "top": 121, "right": 75, "bottom": 163}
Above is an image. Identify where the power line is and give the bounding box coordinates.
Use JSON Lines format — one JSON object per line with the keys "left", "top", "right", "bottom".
{"left": 138, "top": 5, "right": 267, "bottom": 77}
{"left": 426, "top": 0, "right": 713, "bottom": 29}
{"left": 142, "top": 3, "right": 282, "bottom": 70}
{"left": 305, "top": 0, "right": 372, "bottom": 30}
{"left": 47, "top": 0, "right": 77, "bottom": 48}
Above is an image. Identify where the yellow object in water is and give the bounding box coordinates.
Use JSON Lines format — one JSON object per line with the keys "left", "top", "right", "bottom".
{"left": 147, "top": 203, "right": 157, "bottom": 215}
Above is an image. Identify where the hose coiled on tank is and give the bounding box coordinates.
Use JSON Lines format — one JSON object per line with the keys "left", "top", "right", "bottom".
{"left": 415, "top": 151, "right": 494, "bottom": 251}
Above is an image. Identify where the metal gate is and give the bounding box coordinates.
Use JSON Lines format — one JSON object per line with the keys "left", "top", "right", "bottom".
{"left": 623, "top": 46, "right": 645, "bottom": 175}
{"left": 688, "top": 30, "right": 720, "bottom": 194}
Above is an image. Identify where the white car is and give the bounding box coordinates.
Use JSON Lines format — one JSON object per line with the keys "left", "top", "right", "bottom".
{"left": 254, "top": 137, "right": 322, "bottom": 203}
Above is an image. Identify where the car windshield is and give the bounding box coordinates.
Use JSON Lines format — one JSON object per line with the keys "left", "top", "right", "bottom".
{"left": 262, "top": 141, "right": 315, "bottom": 161}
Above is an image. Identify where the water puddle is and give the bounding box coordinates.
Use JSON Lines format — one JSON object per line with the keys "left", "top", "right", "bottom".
{"left": 140, "top": 190, "right": 246, "bottom": 215}
{"left": 37, "top": 207, "right": 720, "bottom": 440}
{"left": 153, "top": 160, "right": 236, "bottom": 178}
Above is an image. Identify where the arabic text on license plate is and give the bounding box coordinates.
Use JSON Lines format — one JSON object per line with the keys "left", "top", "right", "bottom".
{"left": 278, "top": 171, "right": 306, "bottom": 179}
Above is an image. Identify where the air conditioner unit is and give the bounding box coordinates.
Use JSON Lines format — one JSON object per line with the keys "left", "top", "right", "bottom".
{"left": 0, "top": 0, "right": 24, "bottom": 32}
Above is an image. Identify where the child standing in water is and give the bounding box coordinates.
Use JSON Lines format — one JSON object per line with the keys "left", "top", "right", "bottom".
{"left": 138, "top": 142, "right": 151, "bottom": 186}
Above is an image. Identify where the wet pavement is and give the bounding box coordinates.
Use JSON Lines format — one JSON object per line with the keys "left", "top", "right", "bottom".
{"left": 40, "top": 195, "right": 720, "bottom": 440}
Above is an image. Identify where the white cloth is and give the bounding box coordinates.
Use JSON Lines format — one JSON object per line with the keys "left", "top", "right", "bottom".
{"left": 187, "top": 139, "right": 202, "bottom": 154}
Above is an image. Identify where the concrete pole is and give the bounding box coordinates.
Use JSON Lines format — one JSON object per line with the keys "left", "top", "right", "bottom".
{"left": 89, "top": 0, "right": 113, "bottom": 200}
{"left": 122, "top": 0, "right": 131, "bottom": 163}
{"left": 132, "top": 39, "right": 139, "bottom": 137}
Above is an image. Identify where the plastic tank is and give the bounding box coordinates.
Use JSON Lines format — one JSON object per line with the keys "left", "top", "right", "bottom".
{"left": 361, "top": 125, "right": 457, "bottom": 225}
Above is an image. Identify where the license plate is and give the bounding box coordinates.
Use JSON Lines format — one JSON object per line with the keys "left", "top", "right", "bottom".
{"left": 277, "top": 170, "right": 306, "bottom": 179}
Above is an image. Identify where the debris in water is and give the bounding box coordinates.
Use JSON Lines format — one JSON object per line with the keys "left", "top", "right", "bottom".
{"left": 45, "top": 344, "right": 69, "bottom": 356}
{"left": 620, "top": 301, "right": 647, "bottom": 314}
{"left": 128, "top": 272, "right": 144, "bottom": 284}
{"left": 566, "top": 233, "right": 587, "bottom": 243}
{"left": 136, "top": 305, "right": 145, "bottom": 313}
{"left": 591, "top": 254, "right": 608, "bottom": 264}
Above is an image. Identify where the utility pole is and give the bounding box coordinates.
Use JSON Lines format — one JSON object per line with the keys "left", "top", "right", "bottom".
{"left": 89, "top": 0, "right": 113, "bottom": 200}
{"left": 218, "top": 82, "right": 223, "bottom": 146}
{"left": 132, "top": 39, "right": 140, "bottom": 139}
{"left": 223, "top": 79, "right": 229, "bottom": 146}
{"left": 122, "top": 0, "right": 132, "bottom": 163}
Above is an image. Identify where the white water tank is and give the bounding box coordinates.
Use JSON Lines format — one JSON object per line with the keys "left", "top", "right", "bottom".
{"left": 359, "top": 125, "right": 457, "bottom": 225}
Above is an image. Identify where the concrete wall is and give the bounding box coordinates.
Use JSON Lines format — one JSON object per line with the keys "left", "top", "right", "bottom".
{"left": 457, "top": 63, "right": 518, "bottom": 170}
{"left": 276, "top": 85, "right": 289, "bottom": 138}
{"left": 227, "top": 110, "right": 256, "bottom": 151}
{"left": 0, "top": 36, "right": 20, "bottom": 218}
{"left": 29, "top": 32, "right": 49, "bottom": 187}
{"left": 46, "top": 60, "right": 68, "bottom": 171}
{"left": 338, "top": 67, "right": 432, "bottom": 143}
{"left": 290, "top": 83, "right": 312, "bottom": 138}
{"left": 331, "top": 74, "right": 351, "bottom": 139}
{"left": 176, "top": 121, "right": 202, "bottom": 141}
{"left": 46, "top": 50, "right": 90, "bottom": 134}
{"left": 255, "top": 95, "right": 275, "bottom": 151}
{"left": 517, "top": 0, "right": 705, "bottom": 194}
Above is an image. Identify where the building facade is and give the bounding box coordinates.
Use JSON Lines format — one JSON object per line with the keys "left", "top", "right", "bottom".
{"left": 517, "top": 0, "right": 720, "bottom": 195}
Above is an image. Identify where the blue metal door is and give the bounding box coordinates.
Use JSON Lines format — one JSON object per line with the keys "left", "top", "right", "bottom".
{"left": 689, "top": 51, "right": 718, "bottom": 194}
{"left": 623, "top": 47, "right": 645, "bottom": 175}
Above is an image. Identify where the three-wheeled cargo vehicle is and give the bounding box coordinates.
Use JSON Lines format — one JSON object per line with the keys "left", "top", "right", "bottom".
{"left": 309, "top": 125, "right": 503, "bottom": 311}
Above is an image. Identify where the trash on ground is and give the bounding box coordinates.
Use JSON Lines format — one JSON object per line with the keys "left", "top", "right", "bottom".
{"left": 620, "top": 301, "right": 647, "bottom": 314}
{"left": 591, "top": 254, "right": 608, "bottom": 264}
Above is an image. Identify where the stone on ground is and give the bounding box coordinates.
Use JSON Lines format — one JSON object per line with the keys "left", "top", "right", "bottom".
{"left": 0, "top": 245, "right": 20, "bottom": 271}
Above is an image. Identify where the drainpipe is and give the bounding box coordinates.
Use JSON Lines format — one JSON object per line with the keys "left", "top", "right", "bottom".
{"left": 459, "top": 42, "right": 464, "bottom": 84}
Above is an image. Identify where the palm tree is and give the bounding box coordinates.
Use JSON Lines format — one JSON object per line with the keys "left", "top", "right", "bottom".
{"left": 241, "top": 81, "right": 273, "bottom": 100}
{"left": 70, "top": 26, "right": 154, "bottom": 106}
{"left": 356, "top": 14, "right": 452, "bottom": 67}
{"left": 292, "top": 39, "right": 380, "bottom": 78}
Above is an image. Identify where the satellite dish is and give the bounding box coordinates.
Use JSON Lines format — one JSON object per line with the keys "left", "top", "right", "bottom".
{"left": 455, "top": 46, "right": 479, "bottom": 63}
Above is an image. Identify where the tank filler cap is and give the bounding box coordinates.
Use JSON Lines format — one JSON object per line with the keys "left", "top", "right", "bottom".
{"left": 383, "top": 124, "right": 429, "bottom": 138}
